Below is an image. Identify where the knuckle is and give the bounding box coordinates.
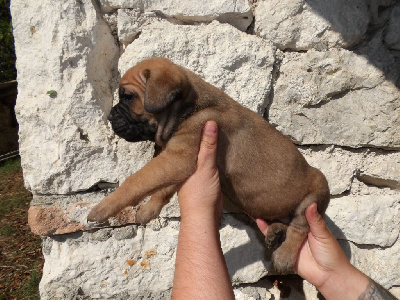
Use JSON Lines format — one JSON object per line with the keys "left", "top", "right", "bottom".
{"left": 201, "top": 137, "right": 217, "bottom": 151}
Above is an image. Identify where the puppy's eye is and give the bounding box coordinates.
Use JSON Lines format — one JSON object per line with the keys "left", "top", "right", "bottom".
{"left": 120, "top": 92, "right": 138, "bottom": 103}
{"left": 124, "top": 93, "right": 138, "bottom": 100}
{"left": 119, "top": 87, "right": 138, "bottom": 101}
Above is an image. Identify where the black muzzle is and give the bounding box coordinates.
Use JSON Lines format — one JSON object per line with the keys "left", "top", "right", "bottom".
{"left": 108, "top": 103, "right": 157, "bottom": 142}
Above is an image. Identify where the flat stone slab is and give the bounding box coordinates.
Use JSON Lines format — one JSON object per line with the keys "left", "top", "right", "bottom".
{"left": 254, "top": 0, "right": 370, "bottom": 50}
{"left": 269, "top": 49, "right": 400, "bottom": 149}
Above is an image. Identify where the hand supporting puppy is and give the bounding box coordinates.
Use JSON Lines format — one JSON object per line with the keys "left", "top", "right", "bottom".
{"left": 172, "top": 121, "right": 234, "bottom": 300}
{"left": 177, "top": 120, "right": 222, "bottom": 224}
{"left": 173, "top": 121, "right": 396, "bottom": 300}
{"left": 256, "top": 205, "right": 396, "bottom": 300}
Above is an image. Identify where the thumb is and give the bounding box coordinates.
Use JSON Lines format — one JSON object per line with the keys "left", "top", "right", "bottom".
{"left": 197, "top": 120, "right": 218, "bottom": 170}
{"left": 305, "top": 203, "right": 332, "bottom": 242}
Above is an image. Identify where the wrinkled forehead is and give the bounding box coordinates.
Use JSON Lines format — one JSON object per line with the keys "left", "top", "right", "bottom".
{"left": 119, "top": 63, "right": 148, "bottom": 91}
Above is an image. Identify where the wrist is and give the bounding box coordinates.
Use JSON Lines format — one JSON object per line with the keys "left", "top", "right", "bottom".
{"left": 180, "top": 206, "right": 221, "bottom": 228}
{"left": 180, "top": 200, "right": 222, "bottom": 223}
{"left": 317, "top": 262, "right": 370, "bottom": 300}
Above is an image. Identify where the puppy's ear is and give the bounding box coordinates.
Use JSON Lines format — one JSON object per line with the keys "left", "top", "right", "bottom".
{"left": 143, "top": 68, "right": 182, "bottom": 114}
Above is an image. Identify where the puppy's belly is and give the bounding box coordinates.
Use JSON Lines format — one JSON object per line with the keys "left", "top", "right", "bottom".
{"left": 243, "top": 196, "right": 301, "bottom": 220}
{"left": 221, "top": 179, "right": 307, "bottom": 220}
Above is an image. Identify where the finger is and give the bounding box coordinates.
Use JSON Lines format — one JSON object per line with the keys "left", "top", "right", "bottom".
{"left": 305, "top": 203, "right": 332, "bottom": 241}
{"left": 197, "top": 120, "right": 218, "bottom": 170}
{"left": 255, "top": 218, "right": 269, "bottom": 235}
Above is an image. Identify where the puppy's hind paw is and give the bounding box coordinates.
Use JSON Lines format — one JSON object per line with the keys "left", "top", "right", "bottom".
{"left": 265, "top": 222, "right": 288, "bottom": 250}
{"left": 271, "top": 246, "right": 297, "bottom": 274}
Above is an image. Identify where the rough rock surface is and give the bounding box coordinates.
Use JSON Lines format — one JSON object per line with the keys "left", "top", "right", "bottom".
{"left": 10, "top": 0, "right": 400, "bottom": 298}
{"left": 269, "top": 49, "right": 400, "bottom": 148}
{"left": 299, "top": 146, "right": 400, "bottom": 195}
{"left": 326, "top": 195, "right": 400, "bottom": 247}
{"left": 254, "top": 0, "right": 370, "bottom": 50}
{"left": 11, "top": 0, "right": 120, "bottom": 195}
{"left": 39, "top": 215, "right": 271, "bottom": 299}
{"left": 99, "top": 0, "right": 251, "bottom": 15}
{"left": 340, "top": 238, "right": 400, "bottom": 289}
{"left": 385, "top": 2, "right": 400, "bottom": 50}
{"left": 100, "top": 0, "right": 253, "bottom": 43}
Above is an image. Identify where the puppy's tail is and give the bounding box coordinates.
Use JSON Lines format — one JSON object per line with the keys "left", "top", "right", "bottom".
{"left": 302, "top": 167, "right": 330, "bottom": 217}
{"left": 270, "top": 167, "right": 330, "bottom": 273}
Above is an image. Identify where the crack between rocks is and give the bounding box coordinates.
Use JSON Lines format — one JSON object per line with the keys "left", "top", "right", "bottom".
{"left": 345, "top": 239, "right": 398, "bottom": 250}
{"left": 264, "top": 51, "right": 282, "bottom": 120}
{"left": 154, "top": 10, "right": 253, "bottom": 31}
{"left": 293, "top": 141, "right": 400, "bottom": 152}
{"left": 356, "top": 173, "right": 400, "bottom": 190}
{"left": 303, "top": 85, "right": 379, "bottom": 109}
{"left": 33, "top": 183, "right": 118, "bottom": 197}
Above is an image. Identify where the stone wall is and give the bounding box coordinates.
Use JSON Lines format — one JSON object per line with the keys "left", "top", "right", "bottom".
{"left": 11, "top": 0, "right": 400, "bottom": 299}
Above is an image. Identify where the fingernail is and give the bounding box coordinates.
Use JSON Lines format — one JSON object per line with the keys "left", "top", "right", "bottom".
{"left": 312, "top": 204, "right": 318, "bottom": 216}
{"left": 204, "top": 121, "right": 217, "bottom": 135}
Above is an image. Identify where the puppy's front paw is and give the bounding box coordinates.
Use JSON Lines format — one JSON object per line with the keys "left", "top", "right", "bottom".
{"left": 87, "top": 203, "right": 112, "bottom": 223}
{"left": 135, "top": 209, "right": 157, "bottom": 225}
{"left": 135, "top": 203, "right": 162, "bottom": 225}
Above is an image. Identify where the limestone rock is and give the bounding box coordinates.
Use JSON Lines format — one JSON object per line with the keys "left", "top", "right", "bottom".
{"left": 10, "top": 0, "right": 400, "bottom": 297}
{"left": 299, "top": 146, "right": 400, "bottom": 195}
{"left": 233, "top": 277, "right": 320, "bottom": 300}
{"left": 389, "top": 287, "right": 400, "bottom": 299}
{"left": 359, "top": 151, "right": 400, "bottom": 189}
{"left": 116, "top": 8, "right": 145, "bottom": 45}
{"left": 299, "top": 146, "right": 359, "bottom": 195}
{"left": 339, "top": 239, "right": 400, "bottom": 289}
{"left": 28, "top": 193, "right": 141, "bottom": 236}
{"left": 100, "top": 0, "right": 253, "bottom": 35}
{"left": 11, "top": 0, "right": 120, "bottom": 195}
{"left": 39, "top": 223, "right": 177, "bottom": 299}
{"left": 254, "top": 0, "right": 370, "bottom": 50}
{"left": 115, "top": 139, "right": 155, "bottom": 185}
{"left": 326, "top": 194, "right": 400, "bottom": 247}
{"left": 39, "top": 215, "right": 272, "bottom": 299}
{"left": 159, "top": 194, "right": 180, "bottom": 218}
{"left": 119, "top": 21, "right": 275, "bottom": 114}
{"left": 99, "top": 0, "right": 251, "bottom": 15}
{"left": 269, "top": 49, "right": 400, "bottom": 149}
{"left": 220, "top": 215, "right": 271, "bottom": 284}
{"left": 385, "top": 3, "right": 400, "bottom": 50}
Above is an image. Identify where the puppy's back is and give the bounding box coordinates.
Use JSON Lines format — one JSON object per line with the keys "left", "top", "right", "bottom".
{"left": 180, "top": 64, "right": 329, "bottom": 220}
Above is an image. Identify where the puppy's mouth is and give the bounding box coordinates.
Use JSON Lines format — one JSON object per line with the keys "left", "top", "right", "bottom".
{"left": 108, "top": 103, "right": 157, "bottom": 142}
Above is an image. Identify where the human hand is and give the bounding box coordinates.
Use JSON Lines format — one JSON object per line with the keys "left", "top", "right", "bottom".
{"left": 256, "top": 203, "right": 370, "bottom": 299}
{"left": 295, "top": 203, "right": 355, "bottom": 286}
{"left": 173, "top": 121, "right": 235, "bottom": 300}
{"left": 177, "top": 120, "right": 222, "bottom": 223}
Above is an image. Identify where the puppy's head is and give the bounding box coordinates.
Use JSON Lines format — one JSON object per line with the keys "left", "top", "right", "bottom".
{"left": 108, "top": 57, "right": 195, "bottom": 144}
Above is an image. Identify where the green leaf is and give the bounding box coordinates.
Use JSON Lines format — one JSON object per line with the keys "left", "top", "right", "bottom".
{"left": 46, "top": 90, "right": 57, "bottom": 98}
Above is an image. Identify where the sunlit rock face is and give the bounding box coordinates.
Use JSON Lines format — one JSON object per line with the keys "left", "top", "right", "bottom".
{"left": 11, "top": 0, "right": 400, "bottom": 298}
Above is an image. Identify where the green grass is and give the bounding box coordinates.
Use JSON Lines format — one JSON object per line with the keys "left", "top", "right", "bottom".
{"left": 0, "top": 223, "right": 15, "bottom": 236}
{"left": 0, "top": 158, "right": 29, "bottom": 216}
{"left": 0, "top": 157, "right": 43, "bottom": 299}
{"left": 0, "top": 156, "right": 21, "bottom": 175}
{"left": 17, "top": 263, "right": 41, "bottom": 300}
